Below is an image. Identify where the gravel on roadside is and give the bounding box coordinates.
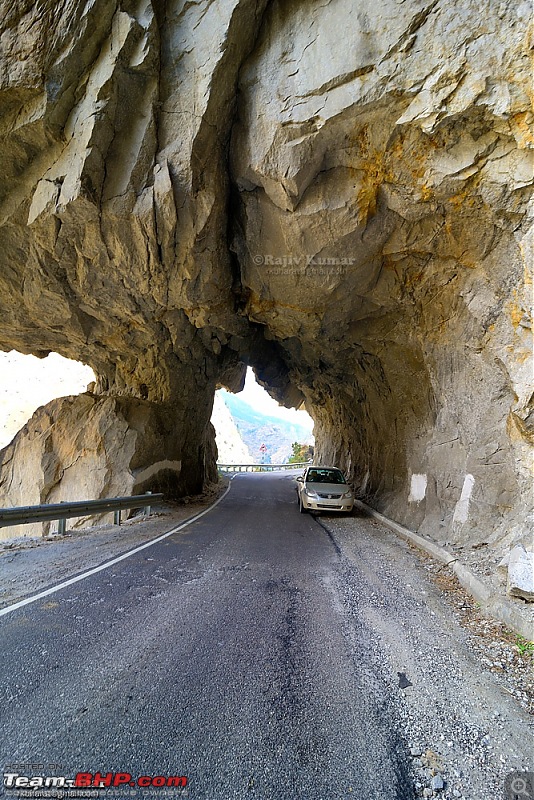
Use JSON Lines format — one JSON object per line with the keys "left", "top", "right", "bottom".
{"left": 416, "top": 548, "right": 534, "bottom": 716}
{"left": 318, "top": 511, "right": 533, "bottom": 800}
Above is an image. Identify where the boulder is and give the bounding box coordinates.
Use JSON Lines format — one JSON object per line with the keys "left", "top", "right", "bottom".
{"left": 507, "top": 546, "right": 534, "bottom": 602}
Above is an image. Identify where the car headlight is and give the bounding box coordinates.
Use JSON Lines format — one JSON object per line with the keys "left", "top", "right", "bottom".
{"left": 305, "top": 489, "right": 319, "bottom": 498}
{"left": 342, "top": 491, "right": 353, "bottom": 499}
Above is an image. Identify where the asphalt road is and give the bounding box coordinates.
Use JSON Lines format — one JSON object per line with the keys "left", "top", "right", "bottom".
{"left": 1, "top": 473, "right": 420, "bottom": 799}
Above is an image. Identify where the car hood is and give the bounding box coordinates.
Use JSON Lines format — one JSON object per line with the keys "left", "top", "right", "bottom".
{"left": 305, "top": 482, "right": 351, "bottom": 494}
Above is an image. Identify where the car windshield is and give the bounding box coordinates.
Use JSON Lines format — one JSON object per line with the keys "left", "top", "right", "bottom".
{"left": 306, "top": 469, "right": 346, "bottom": 484}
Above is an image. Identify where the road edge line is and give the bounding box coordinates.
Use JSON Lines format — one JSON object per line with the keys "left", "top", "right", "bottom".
{"left": 0, "top": 479, "right": 234, "bottom": 618}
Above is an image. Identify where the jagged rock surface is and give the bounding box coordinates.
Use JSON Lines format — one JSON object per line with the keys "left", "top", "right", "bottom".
{"left": 0, "top": 0, "right": 531, "bottom": 556}
{"left": 230, "top": 0, "right": 533, "bottom": 550}
{"left": 0, "top": 391, "right": 217, "bottom": 538}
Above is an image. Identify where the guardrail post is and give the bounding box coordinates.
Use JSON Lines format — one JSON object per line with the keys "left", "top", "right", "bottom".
{"left": 57, "top": 501, "right": 67, "bottom": 536}
{"left": 144, "top": 491, "right": 152, "bottom": 517}
{"left": 114, "top": 510, "right": 121, "bottom": 525}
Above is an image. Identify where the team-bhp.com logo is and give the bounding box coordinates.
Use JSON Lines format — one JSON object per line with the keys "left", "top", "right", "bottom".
{"left": 4, "top": 771, "right": 188, "bottom": 792}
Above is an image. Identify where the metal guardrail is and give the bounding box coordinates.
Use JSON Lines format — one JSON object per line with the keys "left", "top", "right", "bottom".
{"left": 217, "top": 462, "right": 309, "bottom": 473}
{"left": 0, "top": 492, "right": 164, "bottom": 534}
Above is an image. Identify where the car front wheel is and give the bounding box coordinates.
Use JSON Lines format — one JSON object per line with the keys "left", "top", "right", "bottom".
{"left": 299, "top": 495, "right": 306, "bottom": 514}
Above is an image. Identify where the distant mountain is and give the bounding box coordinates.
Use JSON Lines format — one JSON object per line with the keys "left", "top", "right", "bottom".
{"left": 211, "top": 393, "right": 252, "bottom": 464}
{"left": 216, "top": 390, "right": 314, "bottom": 464}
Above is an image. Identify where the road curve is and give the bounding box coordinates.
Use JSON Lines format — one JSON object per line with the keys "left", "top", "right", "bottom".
{"left": 1, "top": 473, "right": 418, "bottom": 799}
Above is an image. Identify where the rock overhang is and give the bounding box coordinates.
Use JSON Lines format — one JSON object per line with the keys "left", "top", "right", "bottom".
{"left": 0, "top": 0, "right": 531, "bottom": 551}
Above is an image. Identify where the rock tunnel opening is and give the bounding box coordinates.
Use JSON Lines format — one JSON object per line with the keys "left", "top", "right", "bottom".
{"left": 0, "top": 351, "right": 95, "bottom": 451}
{"left": 213, "top": 365, "right": 314, "bottom": 465}
{"left": 0, "top": 0, "right": 531, "bottom": 559}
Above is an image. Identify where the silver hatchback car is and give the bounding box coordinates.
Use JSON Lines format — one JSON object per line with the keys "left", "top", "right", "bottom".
{"left": 296, "top": 466, "right": 354, "bottom": 514}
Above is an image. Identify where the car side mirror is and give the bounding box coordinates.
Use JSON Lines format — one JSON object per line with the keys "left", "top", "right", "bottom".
{"left": 296, "top": 476, "right": 304, "bottom": 482}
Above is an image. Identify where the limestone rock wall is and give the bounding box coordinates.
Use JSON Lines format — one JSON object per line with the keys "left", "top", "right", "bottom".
{"left": 230, "top": 0, "right": 533, "bottom": 551}
{"left": 0, "top": 390, "right": 216, "bottom": 539}
{"left": 0, "top": 0, "right": 255, "bottom": 509}
{"left": 0, "top": 0, "right": 531, "bottom": 556}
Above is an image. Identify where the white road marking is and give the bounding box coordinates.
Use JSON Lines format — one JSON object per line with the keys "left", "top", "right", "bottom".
{"left": 453, "top": 473, "right": 475, "bottom": 524}
{"left": 0, "top": 480, "right": 234, "bottom": 618}
{"left": 408, "top": 473, "right": 427, "bottom": 503}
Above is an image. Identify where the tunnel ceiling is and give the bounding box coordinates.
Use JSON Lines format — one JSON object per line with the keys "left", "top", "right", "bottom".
{"left": 0, "top": 0, "right": 532, "bottom": 547}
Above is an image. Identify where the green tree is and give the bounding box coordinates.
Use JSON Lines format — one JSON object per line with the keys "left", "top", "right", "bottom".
{"left": 288, "top": 442, "right": 314, "bottom": 463}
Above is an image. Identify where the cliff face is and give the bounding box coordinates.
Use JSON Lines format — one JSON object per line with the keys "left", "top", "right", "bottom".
{"left": 0, "top": 392, "right": 211, "bottom": 537}
{"left": 212, "top": 392, "right": 253, "bottom": 465}
{"left": 230, "top": 0, "right": 533, "bottom": 553}
{"left": 0, "top": 1, "right": 532, "bottom": 555}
